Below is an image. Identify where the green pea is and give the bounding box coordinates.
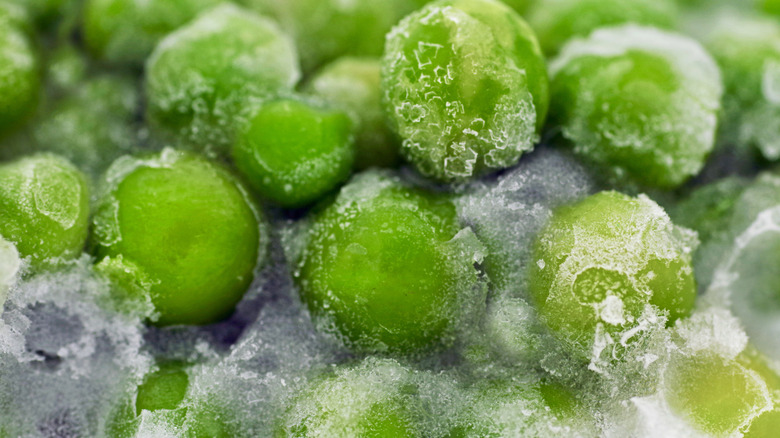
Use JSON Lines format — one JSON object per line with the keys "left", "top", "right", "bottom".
{"left": 245, "top": 0, "right": 417, "bottom": 73}
{"left": 526, "top": 0, "right": 677, "bottom": 56}
{"left": 0, "top": 154, "right": 89, "bottom": 270}
{"left": 232, "top": 98, "right": 354, "bottom": 209}
{"left": 381, "top": 0, "right": 549, "bottom": 182}
{"left": 529, "top": 191, "right": 697, "bottom": 357}
{"left": 0, "top": 3, "right": 40, "bottom": 139}
{"left": 135, "top": 362, "right": 190, "bottom": 414}
{"left": 32, "top": 75, "right": 139, "bottom": 180}
{"left": 549, "top": 25, "right": 722, "bottom": 189}
{"left": 703, "top": 15, "right": 780, "bottom": 161}
{"left": 761, "top": 0, "right": 780, "bottom": 16}
{"left": 82, "top": 0, "right": 222, "bottom": 66}
{"left": 92, "top": 149, "right": 265, "bottom": 326}
{"left": 277, "top": 358, "right": 418, "bottom": 437}
{"left": 296, "top": 171, "right": 484, "bottom": 354}
{"left": 306, "top": 57, "right": 400, "bottom": 170}
{"left": 665, "top": 353, "right": 772, "bottom": 436}
{"left": 145, "top": 3, "right": 300, "bottom": 156}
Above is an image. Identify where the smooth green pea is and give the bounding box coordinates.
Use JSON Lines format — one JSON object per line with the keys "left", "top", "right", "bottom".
{"left": 92, "top": 149, "right": 265, "bottom": 326}
{"left": 232, "top": 98, "right": 354, "bottom": 209}
{"left": 0, "top": 3, "right": 40, "bottom": 138}
{"left": 82, "top": 0, "right": 222, "bottom": 65}
{"left": 246, "top": 0, "right": 417, "bottom": 73}
{"left": 135, "top": 363, "right": 190, "bottom": 414}
{"left": 529, "top": 191, "right": 697, "bottom": 356}
{"left": 307, "top": 58, "right": 400, "bottom": 170}
{"left": 549, "top": 25, "right": 722, "bottom": 189}
{"left": 0, "top": 154, "right": 89, "bottom": 270}
{"left": 527, "top": 0, "right": 677, "bottom": 56}
{"left": 382, "top": 0, "right": 549, "bottom": 182}
{"left": 297, "top": 171, "right": 483, "bottom": 354}
{"left": 277, "top": 358, "right": 418, "bottom": 437}
{"left": 145, "top": 3, "right": 300, "bottom": 156}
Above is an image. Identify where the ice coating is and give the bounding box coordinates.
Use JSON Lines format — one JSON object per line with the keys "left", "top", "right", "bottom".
{"left": 0, "top": 237, "right": 20, "bottom": 309}
{"left": 549, "top": 25, "right": 722, "bottom": 189}
{"left": 382, "top": 0, "right": 549, "bottom": 182}
{"left": 529, "top": 191, "right": 698, "bottom": 363}
{"left": 145, "top": 3, "right": 300, "bottom": 155}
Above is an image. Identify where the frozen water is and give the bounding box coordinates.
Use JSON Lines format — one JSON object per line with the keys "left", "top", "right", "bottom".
{"left": 0, "top": 237, "right": 20, "bottom": 309}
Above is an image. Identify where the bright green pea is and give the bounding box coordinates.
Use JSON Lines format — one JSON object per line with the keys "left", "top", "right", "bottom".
{"left": 246, "top": 0, "right": 417, "bottom": 73}
{"left": 529, "top": 191, "right": 697, "bottom": 357}
{"left": 92, "top": 149, "right": 265, "bottom": 326}
{"left": 135, "top": 362, "right": 190, "bottom": 414}
{"left": 526, "top": 0, "right": 677, "bottom": 56}
{"left": 762, "top": 0, "right": 780, "bottom": 16}
{"left": 0, "top": 3, "right": 40, "bottom": 139}
{"left": 297, "top": 171, "right": 483, "bottom": 354}
{"left": 307, "top": 57, "right": 400, "bottom": 170}
{"left": 703, "top": 15, "right": 780, "bottom": 161}
{"left": 549, "top": 25, "right": 722, "bottom": 189}
{"left": 665, "top": 353, "right": 772, "bottom": 436}
{"left": 82, "top": 0, "right": 222, "bottom": 65}
{"left": 145, "top": 3, "right": 300, "bottom": 156}
{"left": 0, "top": 154, "right": 89, "bottom": 270}
{"left": 382, "top": 0, "right": 549, "bottom": 182}
{"left": 232, "top": 98, "right": 354, "bottom": 209}
{"left": 32, "top": 75, "right": 138, "bottom": 180}
{"left": 277, "top": 358, "right": 418, "bottom": 437}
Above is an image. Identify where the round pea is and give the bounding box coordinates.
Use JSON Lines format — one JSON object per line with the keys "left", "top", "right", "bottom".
{"left": 0, "top": 3, "right": 40, "bottom": 138}
{"left": 82, "top": 0, "right": 222, "bottom": 65}
{"left": 529, "top": 191, "right": 697, "bottom": 356}
{"left": 278, "top": 358, "right": 418, "bottom": 437}
{"left": 549, "top": 25, "right": 722, "bottom": 189}
{"left": 92, "top": 149, "right": 265, "bottom": 326}
{"left": 145, "top": 3, "right": 300, "bottom": 156}
{"left": 382, "top": 0, "right": 549, "bottom": 182}
{"left": 232, "top": 98, "right": 354, "bottom": 209}
{"left": 297, "top": 171, "right": 483, "bottom": 354}
{"left": 527, "top": 0, "right": 678, "bottom": 56}
{"left": 307, "top": 57, "right": 400, "bottom": 170}
{"left": 0, "top": 154, "right": 89, "bottom": 270}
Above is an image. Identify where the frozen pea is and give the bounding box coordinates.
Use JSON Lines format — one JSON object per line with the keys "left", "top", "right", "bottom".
{"left": 45, "top": 44, "right": 89, "bottom": 97}
{"left": 92, "top": 149, "right": 266, "bottom": 326}
{"left": 296, "top": 171, "right": 485, "bottom": 354}
{"left": 703, "top": 15, "right": 780, "bottom": 161}
{"left": 529, "top": 191, "right": 697, "bottom": 357}
{"left": 135, "top": 362, "right": 190, "bottom": 414}
{"left": 382, "top": 0, "right": 549, "bottom": 182}
{"left": 32, "top": 75, "right": 139, "bottom": 180}
{"left": 664, "top": 353, "right": 772, "bottom": 436}
{"left": 762, "top": 0, "right": 780, "bottom": 16}
{"left": 278, "top": 358, "right": 418, "bottom": 437}
{"left": 83, "top": 0, "right": 222, "bottom": 65}
{"left": 246, "top": 0, "right": 416, "bottom": 73}
{"left": 232, "top": 98, "right": 354, "bottom": 209}
{"left": 549, "top": 25, "right": 722, "bottom": 189}
{"left": 526, "top": 0, "right": 677, "bottom": 56}
{"left": 145, "top": 3, "right": 300, "bottom": 156}
{"left": 306, "top": 57, "right": 400, "bottom": 170}
{"left": 0, "top": 154, "right": 89, "bottom": 270}
{"left": 0, "top": 3, "right": 40, "bottom": 139}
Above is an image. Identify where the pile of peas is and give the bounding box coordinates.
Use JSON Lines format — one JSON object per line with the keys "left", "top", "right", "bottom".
{"left": 3, "top": 0, "right": 780, "bottom": 436}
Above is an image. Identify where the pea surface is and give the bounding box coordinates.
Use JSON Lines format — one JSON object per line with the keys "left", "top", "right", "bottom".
{"left": 92, "top": 149, "right": 265, "bottom": 326}
{"left": 0, "top": 3, "right": 40, "bottom": 139}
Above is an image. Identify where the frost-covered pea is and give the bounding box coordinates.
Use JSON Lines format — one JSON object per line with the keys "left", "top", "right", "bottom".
{"left": 296, "top": 171, "right": 485, "bottom": 354}
{"left": 0, "top": 3, "right": 40, "bottom": 138}
{"left": 529, "top": 191, "right": 697, "bottom": 357}
{"left": 92, "top": 149, "right": 265, "bottom": 326}
{"left": 307, "top": 57, "right": 400, "bottom": 170}
{"left": 277, "top": 358, "right": 418, "bottom": 437}
{"left": 703, "top": 15, "right": 780, "bottom": 161}
{"left": 0, "top": 154, "right": 89, "bottom": 270}
{"left": 145, "top": 3, "right": 300, "bottom": 156}
{"left": 107, "top": 362, "right": 233, "bottom": 438}
{"left": 664, "top": 352, "right": 773, "bottom": 436}
{"left": 83, "top": 0, "right": 222, "bottom": 65}
{"left": 246, "top": 0, "right": 416, "bottom": 73}
{"left": 232, "top": 98, "right": 354, "bottom": 209}
{"left": 32, "top": 75, "right": 138, "bottom": 180}
{"left": 526, "top": 0, "right": 677, "bottom": 56}
{"left": 549, "top": 25, "right": 722, "bottom": 189}
{"left": 382, "top": 0, "right": 549, "bottom": 182}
